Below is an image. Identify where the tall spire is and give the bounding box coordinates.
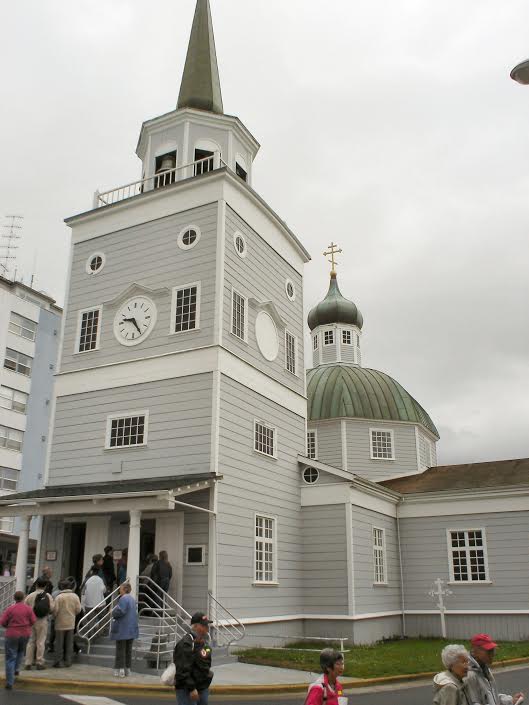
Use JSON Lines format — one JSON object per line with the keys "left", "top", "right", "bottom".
{"left": 177, "top": 0, "right": 224, "bottom": 115}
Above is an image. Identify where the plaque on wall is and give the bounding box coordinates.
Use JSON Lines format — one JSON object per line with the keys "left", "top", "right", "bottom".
{"left": 45, "top": 551, "right": 57, "bottom": 562}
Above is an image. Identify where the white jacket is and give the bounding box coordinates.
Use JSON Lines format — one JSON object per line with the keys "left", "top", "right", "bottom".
{"left": 466, "top": 656, "right": 513, "bottom": 705}
{"left": 82, "top": 574, "right": 106, "bottom": 610}
{"left": 433, "top": 671, "right": 470, "bottom": 705}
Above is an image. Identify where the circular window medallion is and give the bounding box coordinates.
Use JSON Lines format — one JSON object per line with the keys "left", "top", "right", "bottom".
{"left": 178, "top": 225, "right": 201, "bottom": 250}
{"left": 255, "top": 311, "right": 279, "bottom": 361}
{"left": 303, "top": 467, "right": 319, "bottom": 484}
{"left": 86, "top": 252, "right": 105, "bottom": 275}
{"left": 285, "top": 279, "right": 296, "bottom": 301}
{"left": 233, "top": 232, "right": 247, "bottom": 258}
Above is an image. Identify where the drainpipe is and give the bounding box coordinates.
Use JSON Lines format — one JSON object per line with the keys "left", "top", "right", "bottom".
{"left": 396, "top": 503, "right": 406, "bottom": 637}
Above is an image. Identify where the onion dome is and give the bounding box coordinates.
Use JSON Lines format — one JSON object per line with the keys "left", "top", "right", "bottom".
{"left": 307, "top": 364, "right": 439, "bottom": 438}
{"left": 308, "top": 272, "right": 363, "bottom": 331}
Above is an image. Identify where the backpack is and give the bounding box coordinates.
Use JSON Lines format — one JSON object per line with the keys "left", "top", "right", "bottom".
{"left": 33, "top": 591, "right": 50, "bottom": 619}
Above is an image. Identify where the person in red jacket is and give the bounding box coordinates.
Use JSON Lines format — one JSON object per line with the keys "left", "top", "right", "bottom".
{"left": 0, "top": 591, "right": 36, "bottom": 690}
{"left": 305, "top": 648, "right": 347, "bottom": 705}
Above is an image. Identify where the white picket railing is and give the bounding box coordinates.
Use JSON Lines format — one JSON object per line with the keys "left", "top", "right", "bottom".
{"left": 207, "top": 590, "right": 245, "bottom": 648}
{"left": 0, "top": 578, "right": 16, "bottom": 613}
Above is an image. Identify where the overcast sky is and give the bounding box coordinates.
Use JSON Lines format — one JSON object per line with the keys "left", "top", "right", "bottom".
{"left": 1, "top": 0, "right": 528, "bottom": 465}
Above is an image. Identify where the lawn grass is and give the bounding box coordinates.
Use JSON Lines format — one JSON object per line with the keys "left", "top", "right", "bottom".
{"left": 237, "top": 638, "right": 529, "bottom": 679}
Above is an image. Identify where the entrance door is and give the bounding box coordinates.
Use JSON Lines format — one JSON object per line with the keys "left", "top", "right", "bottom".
{"left": 140, "top": 519, "right": 156, "bottom": 573}
{"left": 63, "top": 523, "right": 86, "bottom": 591}
{"left": 155, "top": 515, "right": 184, "bottom": 604}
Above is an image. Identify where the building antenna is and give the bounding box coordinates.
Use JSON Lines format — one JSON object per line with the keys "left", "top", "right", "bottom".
{"left": 0, "top": 215, "right": 23, "bottom": 278}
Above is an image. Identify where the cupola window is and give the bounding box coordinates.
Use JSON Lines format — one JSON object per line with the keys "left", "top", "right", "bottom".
{"left": 194, "top": 148, "right": 214, "bottom": 175}
{"left": 313, "top": 334, "right": 319, "bottom": 351}
{"left": 342, "top": 330, "right": 352, "bottom": 345}
{"left": 236, "top": 162, "right": 248, "bottom": 182}
{"left": 154, "top": 151, "right": 177, "bottom": 188}
{"left": 324, "top": 330, "right": 334, "bottom": 346}
{"left": 370, "top": 429, "right": 395, "bottom": 460}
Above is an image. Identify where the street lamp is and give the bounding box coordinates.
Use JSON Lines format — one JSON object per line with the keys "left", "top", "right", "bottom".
{"left": 511, "top": 59, "right": 529, "bottom": 84}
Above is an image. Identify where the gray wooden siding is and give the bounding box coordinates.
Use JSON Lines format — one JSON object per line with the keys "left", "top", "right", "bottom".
{"left": 39, "top": 516, "right": 65, "bottom": 577}
{"left": 345, "top": 419, "right": 418, "bottom": 481}
{"left": 47, "top": 373, "right": 213, "bottom": 486}
{"left": 341, "top": 342, "right": 355, "bottom": 364}
{"left": 216, "top": 375, "right": 305, "bottom": 617}
{"left": 405, "top": 614, "right": 529, "bottom": 641}
{"left": 61, "top": 204, "right": 218, "bottom": 373}
{"left": 312, "top": 422, "right": 343, "bottom": 469}
{"left": 222, "top": 206, "right": 304, "bottom": 395}
{"left": 321, "top": 340, "right": 337, "bottom": 365}
{"left": 302, "top": 504, "right": 348, "bottom": 614}
{"left": 302, "top": 469, "right": 350, "bottom": 486}
{"left": 351, "top": 505, "right": 401, "bottom": 614}
{"left": 312, "top": 344, "right": 320, "bottom": 368}
{"left": 400, "top": 511, "right": 529, "bottom": 611}
{"left": 183, "top": 491, "right": 210, "bottom": 614}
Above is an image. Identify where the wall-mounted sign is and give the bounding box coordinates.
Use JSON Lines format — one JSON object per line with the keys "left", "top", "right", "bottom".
{"left": 45, "top": 551, "right": 57, "bottom": 562}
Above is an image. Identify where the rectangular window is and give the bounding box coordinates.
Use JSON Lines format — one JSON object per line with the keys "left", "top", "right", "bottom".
{"left": 313, "top": 334, "right": 319, "bottom": 350}
{"left": 370, "top": 429, "right": 394, "bottom": 460}
{"left": 186, "top": 545, "right": 206, "bottom": 565}
{"left": 106, "top": 413, "right": 148, "bottom": 449}
{"left": 0, "top": 426, "right": 24, "bottom": 452}
{"left": 0, "top": 467, "right": 18, "bottom": 491}
{"left": 172, "top": 283, "right": 200, "bottom": 333}
{"left": 236, "top": 162, "right": 248, "bottom": 182}
{"left": 324, "top": 329, "right": 334, "bottom": 345}
{"left": 0, "top": 386, "right": 28, "bottom": 414}
{"left": 449, "top": 529, "right": 489, "bottom": 582}
{"left": 285, "top": 331, "right": 297, "bottom": 375}
{"left": 306, "top": 430, "right": 317, "bottom": 459}
{"left": 373, "top": 528, "right": 387, "bottom": 584}
{"left": 0, "top": 518, "right": 14, "bottom": 533}
{"left": 255, "top": 515, "right": 276, "bottom": 583}
{"left": 78, "top": 308, "right": 101, "bottom": 352}
{"left": 4, "top": 348, "right": 32, "bottom": 377}
{"left": 9, "top": 312, "right": 37, "bottom": 341}
{"left": 342, "top": 329, "right": 352, "bottom": 345}
{"left": 254, "top": 421, "right": 276, "bottom": 457}
{"left": 231, "top": 290, "right": 247, "bottom": 341}
{"left": 194, "top": 148, "right": 214, "bottom": 175}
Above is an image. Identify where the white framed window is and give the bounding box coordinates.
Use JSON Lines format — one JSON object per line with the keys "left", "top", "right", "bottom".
{"left": 105, "top": 411, "right": 148, "bottom": 449}
{"left": 86, "top": 252, "right": 106, "bottom": 275}
{"left": 233, "top": 231, "right": 247, "bottom": 258}
{"left": 254, "top": 420, "right": 277, "bottom": 458}
{"left": 177, "top": 224, "right": 201, "bottom": 251}
{"left": 9, "top": 312, "right": 37, "bottom": 341}
{"left": 370, "top": 428, "right": 395, "bottom": 460}
{"left": 0, "top": 518, "right": 14, "bottom": 533}
{"left": 324, "top": 329, "right": 334, "bottom": 346}
{"left": 313, "top": 334, "right": 319, "bottom": 351}
{"left": 285, "top": 279, "right": 296, "bottom": 301}
{"left": 4, "top": 348, "right": 32, "bottom": 377}
{"left": 303, "top": 466, "right": 319, "bottom": 484}
{"left": 186, "top": 545, "right": 206, "bottom": 566}
{"left": 77, "top": 307, "right": 101, "bottom": 353}
{"left": 171, "top": 282, "right": 200, "bottom": 333}
{"left": 373, "top": 527, "right": 387, "bottom": 584}
{"left": 285, "top": 331, "right": 297, "bottom": 375}
{"left": 0, "top": 467, "right": 18, "bottom": 491}
{"left": 0, "top": 386, "right": 28, "bottom": 414}
{"left": 306, "top": 430, "right": 317, "bottom": 459}
{"left": 448, "top": 529, "right": 489, "bottom": 583}
{"left": 231, "top": 289, "right": 247, "bottom": 341}
{"left": 0, "top": 426, "right": 24, "bottom": 452}
{"left": 342, "top": 329, "right": 353, "bottom": 345}
{"left": 254, "top": 514, "right": 277, "bottom": 584}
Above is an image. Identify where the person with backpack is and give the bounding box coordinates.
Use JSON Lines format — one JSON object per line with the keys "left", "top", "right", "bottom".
{"left": 305, "top": 649, "right": 347, "bottom": 705}
{"left": 24, "top": 577, "right": 54, "bottom": 670}
{"left": 173, "top": 612, "right": 214, "bottom": 704}
{"left": 0, "top": 591, "right": 36, "bottom": 690}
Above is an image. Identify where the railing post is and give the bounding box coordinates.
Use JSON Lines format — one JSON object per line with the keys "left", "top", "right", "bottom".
{"left": 93, "top": 190, "right": 100, "bottom": 209}
{"left": 213, "top": 151, "right": 221, "bottom": 170}
{"left": 15, "top": 515, "right": 31, "bottom": 592}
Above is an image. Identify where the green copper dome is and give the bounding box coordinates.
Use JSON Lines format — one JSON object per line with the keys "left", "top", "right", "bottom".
{"left": 307, "top": 364, "right": 439, "bottom": 438}
{"left": 308, "top": 273, "right": 363, "bottom": 331}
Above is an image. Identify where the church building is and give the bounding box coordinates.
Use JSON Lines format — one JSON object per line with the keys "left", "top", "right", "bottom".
{"left": 1, "top": 0, "right": 528, "bottom": 647}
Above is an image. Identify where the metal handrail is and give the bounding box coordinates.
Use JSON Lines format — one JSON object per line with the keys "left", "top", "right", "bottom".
{"left": 0, "top": 578, "right": 16, "bottom": 613}
{"left": 77, "top": 581, "right": 125, "bottom": 653}
{"left": 207, "top": 591, "right": 245, "bottom": 648}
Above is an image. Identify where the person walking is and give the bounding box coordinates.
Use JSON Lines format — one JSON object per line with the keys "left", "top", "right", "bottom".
{"left": 305, "top": 648, "right": 346, "bottom": 705}
{"left": 466, "top": 634, "right": 524, "bottom": 705}
{"left": 52, "top": 579, "right": 81, "bottom": 668}
{"left": 110, "top": 582, "right": 139, "bottom": 677}
{"left": 102, "top": 546, "right": 116, "bottom": 592}
{"left": 0, "top": 590, "right": 36, "bottom": 690}
{"left": 174, "top": 612, "right": 213, "bottom": 705}
{"left": 433, "top": 644, "right": 471, "bottom": 705}
{"left": 24, "top": 577, "right": 54, "bottom": 670}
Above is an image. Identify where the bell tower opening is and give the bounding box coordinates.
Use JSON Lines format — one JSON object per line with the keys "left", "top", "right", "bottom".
{"left": 154, "top": 151, "right": 177, "bottom": 188}
{"left": 194, "top": 148, "right": 214, "bottom": 175}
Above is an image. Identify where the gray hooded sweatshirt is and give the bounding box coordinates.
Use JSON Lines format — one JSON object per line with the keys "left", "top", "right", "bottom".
{"left": 433, "top": 671, "right": 471, "bottom": 705}
{"left": 465, "top": 656, "right": 513, "bottom": 705}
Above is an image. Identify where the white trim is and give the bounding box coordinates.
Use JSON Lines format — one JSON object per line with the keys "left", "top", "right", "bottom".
{"left": 302, "top": 466, "right": 319, "bottom": 485}
{"left": 185, "top": 544, "right": 206, "bottom": 566}
{"left": 285, "top": 279, "right": 296, "bottom": 302}
{"left": 169, "top": 281, "right": 201, "bottom": 335}
{"left": 369, "top": 427, "right": 395, "bottom": 461}
{"left": 214, "top": 200, "right": 226, "bottom": 347}
{"left": 104, "top": 409, "right": 149, "bottom": 450}
{"left": 113, "top": 296, "right": 158, "bottom": 347}
{"left": 210, "top": 370, "right": 221, "bottom": 475}
{"left": 254, "top": 512, "right": 278, "bottom": 584}
{"left": 306, "top": 429, "right": 318, "bottom": 460}
{"left": 85, "top": 252, "right": 106, "bottom": 276}
{"left": 345, "top": 503, "right": 355, "bottom": 615}
{"left": 177, "top": 224, "right": 201, "bottom": 251}
{"left": 74, "top": 305, "right": 102, "bottom": 354}
{"left": 236, "top": 611, "right": 402, "bottom": 625}
{"left": 253, "top": 419, "right": 278, "bottom": 459}
{"left": 285, "top": 330, "right": 298, "bottom": 376}
{"left": 323, "top": 329, "right": 335, "bottom": 346}
{"left": 372, "top": 526, "right": 387, "bottom": 585}
{"left": 341, "top": 420, "right": 348, "bottom": 472}
{"left": 414, "top": 426, "right": 421, "bottom": 472}
{"left": 233, "top": 231, "right": 247, "bottom": 259}
{"left": 231, "top": 288, "right": 248, "bottom": 342}
{"left": 446, "top": 527, "right": 490, "bottom": 583}
{"left": 341, "top": 328, "right": 354, "bottom": 346}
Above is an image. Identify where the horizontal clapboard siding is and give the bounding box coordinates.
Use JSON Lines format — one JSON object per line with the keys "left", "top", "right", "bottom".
{"left": 312, "top": 422, "right": 343, "bottom": 469}
{"left": 346, "top": 419, "right": 418, "bottom": 481}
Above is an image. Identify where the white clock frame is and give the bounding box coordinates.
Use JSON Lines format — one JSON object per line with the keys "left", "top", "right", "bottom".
{"left": 113, "top": 296, "right": 158, "bottom": 346}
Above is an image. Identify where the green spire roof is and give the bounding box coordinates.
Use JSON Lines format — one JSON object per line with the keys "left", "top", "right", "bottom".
{"left": 177, "top": 0, "right": 224, "bottom": 114}
{"left": 307, "top": 364, "right": 439, "bottom": 438}
{"left": 307, "top": 272, "right": 363, "bottom": 331}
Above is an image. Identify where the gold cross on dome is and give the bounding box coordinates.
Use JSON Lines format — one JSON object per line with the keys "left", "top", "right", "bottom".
{"left": 323, "top": 242, "right": 342, "bottom": 274}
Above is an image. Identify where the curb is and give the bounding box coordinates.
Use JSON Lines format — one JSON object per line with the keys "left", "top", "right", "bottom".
{"left": 3, "top": 656, "right": 529, "bottom": 696}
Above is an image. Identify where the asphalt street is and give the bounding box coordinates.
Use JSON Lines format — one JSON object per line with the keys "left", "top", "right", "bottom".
{"left": 3, "top": 666, "right": 529, "bottom": 705}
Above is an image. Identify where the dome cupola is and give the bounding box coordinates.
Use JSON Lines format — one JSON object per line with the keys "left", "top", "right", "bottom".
{"left": 308, "top": 272, "right": 363, "bottom": 331}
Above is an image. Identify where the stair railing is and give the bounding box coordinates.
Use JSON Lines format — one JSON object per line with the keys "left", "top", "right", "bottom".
{"left": 76, "top": 582, "right": 125, "bottom": 654}
{"left": 207, "top": 591, "right": 245, "bottom": 648}
{"left": 0, "top": 578, "right": 16, "bottom": 613}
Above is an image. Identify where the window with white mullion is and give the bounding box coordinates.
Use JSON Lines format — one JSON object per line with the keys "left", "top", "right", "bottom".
{"left": 255, "top": 515, "right": 276, "bottom": 583}
{"left": 324, "top": 329, "right": 334, "bottom": 346}
{"left": 370, "top": 429, "right": 394, "bottom": 460}
{"left": 0, "top": 386, "right": 28, "bottom": 414}
{"left": 4, "top": 348, "right": 32, "bottom": 377}
{"left": 306, "top": 430, "right": 317, "bottom": 459}
{"left": 231, "top": 290, "right": 247, "bottom": 341}
{"left": 173, "top": 283, "right": 200, "bottom": 333}
{"left": 106, "top": 413, "right": 148, "bottom": 449}
{"left": 254, "top": 421, "right": 276, "bottom": 457}
{"left": 313, "top": 334, "right": 319, "bottom": 350}
{"left": 373, "top": 527, "right": 387, "bottom": 584}
{"left": 0, "top": 467, "right": 19, "bottom": 491}
{"left": 342, "top": 329, "right": 353, "bottom": 345}
{"left": 449, "top": 529, "right": 489, "bottom": 582}
{"left": 9, "top": 312, "right": 37, "bottom": 341}
{"left": 78, "top": 308, "right": 101, "bottom": 352}
{"left": 285, "top": 331, "right": 297, "bottom": 375}
{"left": 0, "top": 426, "right": 24, "bottom": 452}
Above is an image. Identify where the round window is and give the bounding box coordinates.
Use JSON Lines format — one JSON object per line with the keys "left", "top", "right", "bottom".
{"left": 86, "top": 253, "right": 105, "bottom": 275}
{"left": 285, "top": 279, "right": 296, "bottom": 301}
{"left": 233, "top": 232, "right": 247, "bottom": 258}
{"left": 303, "top": 467, "right": 319, "bottom": 484}
{"left": 178, "top": 225, "right": 201, "bottom": 250}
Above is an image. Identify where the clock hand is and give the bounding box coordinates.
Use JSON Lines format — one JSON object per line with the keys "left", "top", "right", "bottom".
{"left": 131, "top": 318, "right": 142, "bottom": 335}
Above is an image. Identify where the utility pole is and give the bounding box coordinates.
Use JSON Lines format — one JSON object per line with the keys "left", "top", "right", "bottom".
{"left": 0, "top": 215, "right": 23, "bottom": 278}
{"left": 428, "top": 578, "right": 453, "bottom": 639}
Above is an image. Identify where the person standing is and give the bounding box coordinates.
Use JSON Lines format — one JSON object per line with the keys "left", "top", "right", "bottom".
{"left": 174, "top": 612, "right": 213, "bottom": 705}
{"left": 466, "top": 634, "right": 524, "bottom": 705}
{"left": 29, "top": 566, "right": 53, "bottom": 596}
{"left": 24, "top": 578, "right": 54, "bottom": 670}
{"left": 0, "top": 590, "right": 36, "bottom": 690}
{"left": 110, "top": 582, "right": 139, "bottom": 678}
{"left": 305, "top": 649, "right": 346, "bottom": 705}
{"left": 152, "top": 550, "right": 173, "bottom": 594}
{"left": 52, "top": 579, "right": 81, "bottom": 668}
{"left": 102, "top": 546, "right": 116, "bottom": 592}
{"left": 117, "top": 549, "right": 128, "bottom": 585}
{"left": 82, "top": 569, "right": 107, "bottom": 637}
{"left": 433, "top": 644, "right": 471, "bottom": 705}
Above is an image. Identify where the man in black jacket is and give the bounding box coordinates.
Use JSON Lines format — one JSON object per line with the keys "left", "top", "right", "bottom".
{"left": 102, "top": 546, "right": 115, "bottom": 591}
{"left": 174, "top": 612, "right": 213, "bottom": 704}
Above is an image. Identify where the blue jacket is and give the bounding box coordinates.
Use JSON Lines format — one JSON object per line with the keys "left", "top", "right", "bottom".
{"left": 110, "top": 594, "right": 139, "bottom": 641}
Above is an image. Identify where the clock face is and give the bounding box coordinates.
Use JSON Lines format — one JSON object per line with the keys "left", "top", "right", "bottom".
{"left": 114, "top": 297, "right": 157, "bottom": 346}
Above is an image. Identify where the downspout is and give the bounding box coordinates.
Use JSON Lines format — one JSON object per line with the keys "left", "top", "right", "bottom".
{"left": 396, "top": 501, "right": 406, "bottom": 637}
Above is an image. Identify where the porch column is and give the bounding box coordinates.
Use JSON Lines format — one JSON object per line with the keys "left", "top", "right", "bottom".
{"left": 15, "top": 515, "right": 31, "bottom": 592}
{"left": 128, "top": 510, "right": 141, "bottom": 597}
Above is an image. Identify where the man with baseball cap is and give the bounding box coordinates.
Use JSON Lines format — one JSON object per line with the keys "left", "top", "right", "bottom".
{"left": 466, "top": 633, "right": 523, "bottom": 705}
{"left": 173, "top": 612, "right": 213, "bottom": 704}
